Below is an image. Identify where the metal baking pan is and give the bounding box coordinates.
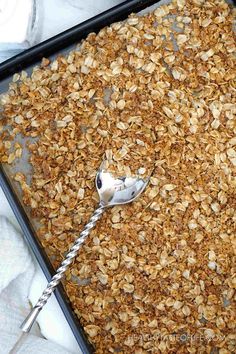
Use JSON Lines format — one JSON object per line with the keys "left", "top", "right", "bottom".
{"left": 0, "top": 1, "right": 160, "bottom": 352}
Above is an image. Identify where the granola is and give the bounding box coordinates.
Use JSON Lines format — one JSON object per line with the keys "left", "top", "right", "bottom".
{"left": 0, "top": 0, "right": 236, "bottom": 353}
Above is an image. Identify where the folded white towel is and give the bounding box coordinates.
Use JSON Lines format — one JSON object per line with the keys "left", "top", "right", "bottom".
{"left": 0, "top": 215, "right": 75, "bottom": 354}
{"left": 0, "top": 0, "right": 36, "bottom": 46}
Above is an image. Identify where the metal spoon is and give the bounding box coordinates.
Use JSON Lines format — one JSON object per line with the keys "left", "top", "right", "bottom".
{"left": 20, "top": 168, "right": 149, "bottom": 333}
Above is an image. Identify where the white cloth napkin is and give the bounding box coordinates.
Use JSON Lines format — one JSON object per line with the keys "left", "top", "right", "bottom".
{"left": 0, "top": 215, "right": 74, "bottom": 354}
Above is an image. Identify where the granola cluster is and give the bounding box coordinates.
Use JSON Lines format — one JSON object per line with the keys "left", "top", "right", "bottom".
{"left": 0, "top": 0, "right": 235, "bottom": 353}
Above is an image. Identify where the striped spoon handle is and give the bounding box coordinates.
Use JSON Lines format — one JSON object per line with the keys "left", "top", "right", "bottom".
{"left": 20, "top": 204, "right": 105, "bottom": 333}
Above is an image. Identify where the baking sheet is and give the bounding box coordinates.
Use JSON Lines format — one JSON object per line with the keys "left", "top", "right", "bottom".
{"left": 0, "top": 0, "right": 235, "bottom": 351}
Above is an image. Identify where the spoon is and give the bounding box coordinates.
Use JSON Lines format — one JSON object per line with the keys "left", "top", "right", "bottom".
{"left": 20, "top": 168, "right": 149, "bottom": 333}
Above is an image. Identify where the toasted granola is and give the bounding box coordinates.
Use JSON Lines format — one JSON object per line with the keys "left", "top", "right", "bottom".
{"left": 0, "top": 0, "right": 236, "bottom": 353}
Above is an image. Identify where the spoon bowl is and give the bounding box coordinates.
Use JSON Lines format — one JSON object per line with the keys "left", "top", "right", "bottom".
{"left": 96, "top": 170, "right": 149, "bottom": 207}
